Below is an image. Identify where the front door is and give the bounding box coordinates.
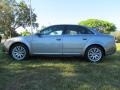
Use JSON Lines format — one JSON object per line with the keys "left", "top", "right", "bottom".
{"left": 31, "top": 25, "right": 65, "bottom": 54}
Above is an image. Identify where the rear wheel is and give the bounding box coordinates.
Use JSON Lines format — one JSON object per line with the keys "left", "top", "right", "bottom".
{"left": 85, "top": 46, "right": 104, "bottom": 62}
{"left": 9, "top": 43, "right": 29, "bottom": 61}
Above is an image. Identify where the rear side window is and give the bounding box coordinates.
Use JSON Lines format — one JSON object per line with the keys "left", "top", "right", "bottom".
{"left": 65, "top": 25, "right": 94, "bottom": 35}
{"left": 65, "top": 26, "right": 79, "bottom": 35}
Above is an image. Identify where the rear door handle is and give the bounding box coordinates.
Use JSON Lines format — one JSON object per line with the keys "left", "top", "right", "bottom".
{"left": 83, "top": 38, "right": 87, "bottom": 40}
{"left": 56, "top": 38, "right": 61, "bottom": 41}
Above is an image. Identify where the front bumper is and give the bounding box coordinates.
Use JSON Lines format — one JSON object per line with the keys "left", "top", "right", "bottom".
{"left": 2, "top": 45, "right": 9, "bottom": 53}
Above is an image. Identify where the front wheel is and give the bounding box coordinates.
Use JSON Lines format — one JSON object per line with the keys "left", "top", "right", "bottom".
{"left": 85, "top": 46, "right": 104, "bottom": 62}
{"left": 9, "top": 44, "right": 29, "bottom": 61}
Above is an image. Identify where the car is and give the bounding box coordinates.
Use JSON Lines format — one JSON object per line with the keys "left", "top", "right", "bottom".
{"left": 3, "top": 25, "right": 116, "bottom": 62}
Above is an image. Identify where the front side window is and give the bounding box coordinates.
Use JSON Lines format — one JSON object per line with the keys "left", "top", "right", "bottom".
{"left": 49, "top": 30, "right": 62, "bottom": 35}
{"left": 40, "top": 25, "right": 64, "bottom": 36}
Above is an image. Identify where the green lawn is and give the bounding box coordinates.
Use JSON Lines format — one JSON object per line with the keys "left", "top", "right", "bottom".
{"left": 0, "top": 44, "right": 120, "bottom": 90}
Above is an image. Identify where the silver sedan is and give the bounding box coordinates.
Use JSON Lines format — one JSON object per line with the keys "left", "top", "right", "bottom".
{"left": 4, "top": 25, "right": 116, "bottom": 62}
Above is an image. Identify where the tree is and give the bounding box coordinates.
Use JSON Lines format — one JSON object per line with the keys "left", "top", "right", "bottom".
{"left": 0, "top": 0, "right": 14, "bottom": 38}
{"left": 0, "top": 0, "right": 38, "bottom": 38}
{"left": 79, "top": 19, "right": 116, "bottom": 34}
{"left": 13, "top": 1, "right": 39, "bottom": 30}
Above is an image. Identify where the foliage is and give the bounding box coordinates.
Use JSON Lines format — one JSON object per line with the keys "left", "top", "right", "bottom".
{"left": 13, "top": 1, "right": 39, "bottom": 29}
{"left": 20, "top": 30, "right": 31, "bottom": 36}
{"left": 0, "top": 0, "right": 38, "bottom": 38}
{"left": 111, "top": 31, "right": 120, "bottom": 43}
{"left": 0, "top": 0, "right": 14, "bottom": 38}
{"left": 79, "top": 19, "right": 116, "bottom": 34}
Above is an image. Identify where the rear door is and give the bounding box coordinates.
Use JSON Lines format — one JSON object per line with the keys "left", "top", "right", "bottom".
{"left": 62, "top": 25, "right": 93, "bottom": 54}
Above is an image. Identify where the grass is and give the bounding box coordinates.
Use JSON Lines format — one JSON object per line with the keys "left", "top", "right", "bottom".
{"left": 0, "top": 43, "right": 120, "bottom": 90}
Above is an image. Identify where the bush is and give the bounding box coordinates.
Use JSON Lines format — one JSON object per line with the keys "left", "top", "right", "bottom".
{"left": 20, "top": 31, "right": 31, "bottom": 36}
{"left": 111, "top": 31, "right": 120, "bottom": 43}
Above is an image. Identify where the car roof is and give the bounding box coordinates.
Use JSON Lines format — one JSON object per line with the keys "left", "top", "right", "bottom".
{"left": 49, "top": 24, "right": 101, "bottom": 35}
{"left": 50, "top": 24, "right": 88, "bottom": 28}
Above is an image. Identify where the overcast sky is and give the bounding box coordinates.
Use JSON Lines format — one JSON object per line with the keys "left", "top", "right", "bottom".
{"left": 17, "top": 0, "right": 120, "bottom": 31}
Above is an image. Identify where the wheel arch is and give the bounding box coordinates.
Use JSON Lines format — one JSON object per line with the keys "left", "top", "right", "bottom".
{"left": 9, "top": 42, "right": 30, "bottom": 55}
{"left": 84, "top": 44, "right": 105, "bottom": 56}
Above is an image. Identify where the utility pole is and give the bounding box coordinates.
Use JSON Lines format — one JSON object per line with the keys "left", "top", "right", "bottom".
{"left": 29, "top": 0, "right": 33, "bottom": 35}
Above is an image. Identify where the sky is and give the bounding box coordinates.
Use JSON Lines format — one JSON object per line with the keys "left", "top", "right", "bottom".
{"left": 17, "top": 0, "right": 120, "bottom": 31}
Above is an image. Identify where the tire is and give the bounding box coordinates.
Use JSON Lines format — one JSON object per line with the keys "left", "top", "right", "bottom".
{"left": 9, "top": 43, "right": 29, "bottom": 61}
{"left": 85, "top": 46, "right": 104, "bottom": 62}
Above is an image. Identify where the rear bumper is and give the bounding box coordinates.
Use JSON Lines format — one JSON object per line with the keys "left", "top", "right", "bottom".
{"left": 105, "top": 45, "right": 116, "bottom": 56}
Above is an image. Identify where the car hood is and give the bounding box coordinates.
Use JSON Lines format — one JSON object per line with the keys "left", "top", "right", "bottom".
{"left": 3, "top": 35, "right": 34, "bottom": 48}
{"left": 5, "top": 35, "right": 33, "bottom": 42}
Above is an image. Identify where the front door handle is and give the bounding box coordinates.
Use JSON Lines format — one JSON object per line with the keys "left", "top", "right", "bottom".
{"left": 56, "top": 38, "right": 61, "bottom": 41}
